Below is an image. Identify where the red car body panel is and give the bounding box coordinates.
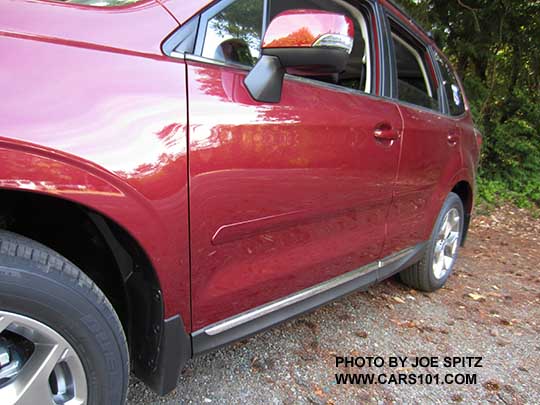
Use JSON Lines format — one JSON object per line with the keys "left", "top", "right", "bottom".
{"left": 158, "top": 0, "right": 213, "bottom": 25}
{"left": 0, "top": 0, "right": 192, "bottom": 323}
{"left": 383, "top": 104, "right": 463, "bottom": 257}
{"left": 0, "top": 0, "right": 177, "bottom": 56}
{"left": 187, "top": 61, "right": 403, "bottom": 328}
{"left": 0, "top": 0, "right": 479, "bottom": 340}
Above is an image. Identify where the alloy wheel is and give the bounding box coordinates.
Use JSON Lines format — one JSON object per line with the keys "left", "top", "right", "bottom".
{"left": 432, "top": 207, "right": 461, "bottom": 280}
{"left": 0, "top": 311, "right": 87, "bottom": 405}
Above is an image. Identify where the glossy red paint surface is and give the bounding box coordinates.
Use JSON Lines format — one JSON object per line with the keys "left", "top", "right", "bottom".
{"left": 1, "top": 0, "right": 478, "bottom": 336}
{"left": 186, "top": 61, "right": 403, "bottom": 329}
{"left": 0, "top": 0, "right": 177, "bottom": 56}
{"left": 262, "top": 10, "right": 354, "bottom": 49}
{"left": 383, "top": 104, "right": 463, "bottom": 257}
{"left": 158, "top": 0, "right": 212, "bottom": 25}
{"left": 0, "top": 0, "right": 191, "bottom": 323}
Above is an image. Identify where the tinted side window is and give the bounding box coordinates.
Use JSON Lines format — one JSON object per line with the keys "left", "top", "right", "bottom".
{"left": 202, "top": 0, "right": 264, "bottom": 67}
{"left": 391, "top": 30, "right": 439, "bottom": 111}
{"left": 435, "top": 54, "right": 466, "bottom": 116}
{"left": 199, "top": 0, "right": 374, "bottom": 94}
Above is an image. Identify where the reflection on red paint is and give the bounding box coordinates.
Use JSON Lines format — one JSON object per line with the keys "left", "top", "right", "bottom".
{"left": 0, "top": 0, "right": 191, "bottom": 323}
{"left": 187, "top": 60, "right": 404, "bottom": 329}
{"left": 1, "top": 0, "right": 478, "bottom": 335}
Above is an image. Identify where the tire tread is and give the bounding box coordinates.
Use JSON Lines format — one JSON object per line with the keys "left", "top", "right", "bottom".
{"left": 399, "top": 193, "right": 464, "bottom": 292}
{"left": 0, "top": 230, "right": 129, "bottom": 404}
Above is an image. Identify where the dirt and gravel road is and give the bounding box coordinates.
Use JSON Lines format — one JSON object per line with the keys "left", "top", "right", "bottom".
{"left": 127, "top": 206, "right": 540, "bottom": 404}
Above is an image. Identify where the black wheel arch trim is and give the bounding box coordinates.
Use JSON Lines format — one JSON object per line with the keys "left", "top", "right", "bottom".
{"left": 85, "top": 212, "right": 166, "bottom": 391}
{"left": 461, "top": 212, "right": 471, "bottom": 246}
{"left": 138, "top": 314, "right": 192, "bottom": 395}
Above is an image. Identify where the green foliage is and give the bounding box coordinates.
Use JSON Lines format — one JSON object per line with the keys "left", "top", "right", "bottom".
{"left": 211, "top": 0, "right": 264, "bottom": 50}
{"left": 400, "top": 0, "right": 540, "bottom": 207}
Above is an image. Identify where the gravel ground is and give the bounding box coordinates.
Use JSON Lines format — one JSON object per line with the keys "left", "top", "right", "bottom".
{"left": 127, "top": 206, "right": 540, "bottom": 404}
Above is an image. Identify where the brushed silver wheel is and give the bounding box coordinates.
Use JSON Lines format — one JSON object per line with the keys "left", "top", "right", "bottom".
{"left": 0, "top": 311, "right": 87, "bottom": 405}
{"left": 432, "top": 207, "right": 461, "bottom": 280}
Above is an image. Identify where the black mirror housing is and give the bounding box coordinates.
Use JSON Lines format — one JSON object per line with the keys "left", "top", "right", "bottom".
{"left": 244, "top": 9, "right": 354, "bottom": 103}
{"left": 243, "top": 55, "right": 285, "bottom": 104}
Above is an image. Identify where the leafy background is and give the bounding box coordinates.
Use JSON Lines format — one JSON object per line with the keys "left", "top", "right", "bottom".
{"left": 401, "top": 0, "right": 540, "bottom": 208}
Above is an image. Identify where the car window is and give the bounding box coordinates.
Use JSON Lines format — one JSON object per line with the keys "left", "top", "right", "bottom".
{"left": 435, "top": 54, "right": 466, "bottom": 116}
{"left": 391, "top": 30, "right": 439, "bottom": 111}
{"left": 200, "top": 0, "right": 373, "bottom": 94}
{"left": 201, "top": 0, "right": 264, "bottom": 67}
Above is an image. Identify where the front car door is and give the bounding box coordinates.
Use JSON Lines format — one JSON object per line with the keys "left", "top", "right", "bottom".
{"left": 185, "top": 0, "right": 403, "bottom": 331}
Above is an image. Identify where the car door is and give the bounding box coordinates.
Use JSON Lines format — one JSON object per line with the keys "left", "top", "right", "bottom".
{"left": 433, "top": 50, "right": 477, "bottom": 170}
{"left": 186, "top": 0, "right": 403, "bottom": 330}
{"left": 382, "top": 18, "right": 462, "bottom": 257}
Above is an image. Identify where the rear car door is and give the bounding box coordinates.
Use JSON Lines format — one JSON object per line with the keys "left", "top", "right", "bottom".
{"left": 434, "top": 51, "right": 477, "bottom": 172}
{"left": 383, "top": 17, "right": 462, "bottom": 256}
{"left": 183, "top": 0, "right": 403, "bottom": 330}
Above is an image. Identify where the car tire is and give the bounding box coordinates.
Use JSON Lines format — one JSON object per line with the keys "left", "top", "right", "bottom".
{"left": 0, "top": 230, "right": 129, "bottom": 405}
{"left": 400, "top": 192, "right": 464, "bottom": 292}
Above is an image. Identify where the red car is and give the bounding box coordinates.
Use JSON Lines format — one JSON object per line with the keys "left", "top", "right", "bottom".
{"left": 0, "top": 0, "right": 480, "bottom": 403}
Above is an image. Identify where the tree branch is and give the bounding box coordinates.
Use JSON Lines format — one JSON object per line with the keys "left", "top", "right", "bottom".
{"left": 457, "top": 0, "right": 481, "bottom": 32}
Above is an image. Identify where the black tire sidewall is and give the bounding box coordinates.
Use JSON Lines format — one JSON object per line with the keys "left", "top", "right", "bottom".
{"left": 424, "top": 193, "right": 465, "bottom": 290}
{"left": 0, "top": 252, "right": 128, "bottom": 405}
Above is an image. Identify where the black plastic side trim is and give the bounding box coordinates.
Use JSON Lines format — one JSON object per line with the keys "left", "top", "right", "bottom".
{"left": 87, "top": 212, "right": 133, "bottom": 282}
{"left": 266, "top": 48, "right": 350, "bottom": 74}
{"left": 139, "top": 315, "right": 192, "bottom": 396}
{"left": 192, "top": 242, "right": 426, "bottom": 355}
{"left": 377, "top": 243, "right": 426, "bottom": 282}
{"left": 162, "top": 16, "right": 200, "bottom": 56}
{"left": 461, "top": 213, "right": 471, "bottom": 247}
{"left": 87, "top": 211, "right": 165, "bottom": 394}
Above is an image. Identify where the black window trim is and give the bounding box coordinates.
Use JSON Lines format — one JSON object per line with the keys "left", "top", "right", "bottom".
{"left": 161, "top": 0, "right": 467, "bottom": 118}
{"left": 305, "top": 0, "right": 378, "bottom": 96}
{"left": 374, "top": 1, "right": 393, "bottom": 98}
{"left": 428, "top": 46, "right": 450, "bottom": 116}
{"left": 162, "top": 15, "right": 200, "bottom": 56}
{"left": 194, "top": 0, "right": 265, "bottom": 57}
{"left": 431, "top": 48, "right": 468, "bottom": 119}
{"left": 164, "top": 0, "right": 381, "bottom": 98}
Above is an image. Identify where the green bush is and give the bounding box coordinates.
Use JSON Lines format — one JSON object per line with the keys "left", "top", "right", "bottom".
{"left": 477, "top": 91, "right": 540, "bottom": 207}
{"left": 401, "top": 0, "right": 540, "bottom": 208}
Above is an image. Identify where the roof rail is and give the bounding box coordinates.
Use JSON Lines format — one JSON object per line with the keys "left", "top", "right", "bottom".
{"left": 384, "top": 0, "right": 434, "bottom": 39}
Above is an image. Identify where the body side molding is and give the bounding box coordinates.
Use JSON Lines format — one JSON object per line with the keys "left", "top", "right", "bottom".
{"left": 191, "top": 242, "right": 427, "bottom": 354}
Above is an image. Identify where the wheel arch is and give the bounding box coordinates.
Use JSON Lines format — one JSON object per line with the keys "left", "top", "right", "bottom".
{"left": 451, "top": 180, "right": 473, "bottom": 215}
{"left": 424, "top": 167, "right": 475, "bottom": 247}
{"left": 450, "top": 180, "right": 474, "bottom": 245}
{"left": 0, "top": 187, "right": 190, "bottom": 392}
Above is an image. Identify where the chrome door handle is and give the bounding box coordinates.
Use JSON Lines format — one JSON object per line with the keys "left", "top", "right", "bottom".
{"left": 373, "top": 123, "right": 400, "bottom": 141}
{"left": 447, "top": 132, "right": 460, "bottom": 146}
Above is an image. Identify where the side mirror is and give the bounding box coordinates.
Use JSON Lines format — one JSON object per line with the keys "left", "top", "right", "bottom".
{"left": 244, "top": 9, "right": 354, "bottom": 103}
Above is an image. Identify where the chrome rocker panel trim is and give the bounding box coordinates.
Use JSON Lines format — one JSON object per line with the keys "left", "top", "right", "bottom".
{"left": 192, "top": 242, "right": 427, "bottom": 354}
